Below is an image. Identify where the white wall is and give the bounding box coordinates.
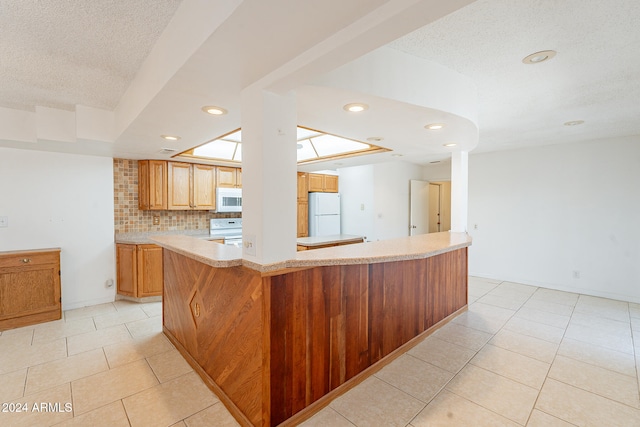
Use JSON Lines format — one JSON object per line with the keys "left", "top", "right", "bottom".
{"left": 0, "top": 148, "right": 116, "bottom": 310}
{"left": 339, "top": 161, "right": 424, "bottom": 241}
{"left": 339, "top": 165, "right": 375, "bottom": 241}
{"left": 422, "top": 161, "right": 452, "bottom": 181}
{"left": 468, "top": 136, "right": 640, "bottom": 303}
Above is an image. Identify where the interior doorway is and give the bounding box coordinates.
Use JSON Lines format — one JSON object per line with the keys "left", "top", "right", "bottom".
{"left": 410, "top": 180, "right": 451, "bottom": 235}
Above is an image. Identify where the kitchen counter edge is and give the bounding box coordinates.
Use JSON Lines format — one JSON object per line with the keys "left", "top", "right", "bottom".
{"left": 150, "top": 232, "right": 471, "bottom": 274}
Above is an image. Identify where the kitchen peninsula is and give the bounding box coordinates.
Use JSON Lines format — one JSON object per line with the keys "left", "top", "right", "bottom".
{"left": 151, "top": 232, "right": 471, "bottom": 426}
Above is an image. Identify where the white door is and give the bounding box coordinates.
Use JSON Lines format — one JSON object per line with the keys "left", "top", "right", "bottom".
{"left": 428, "top": 183, "right": 441, "bottom": 233}
{"left": 409, "top": 180, "right": 430, "bottom": 236}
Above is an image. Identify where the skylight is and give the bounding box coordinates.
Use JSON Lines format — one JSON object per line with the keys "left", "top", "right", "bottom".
{"left": 177, "top": 127, "right": 389, "bottom": 164}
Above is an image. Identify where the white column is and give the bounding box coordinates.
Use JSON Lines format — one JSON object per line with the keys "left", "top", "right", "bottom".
{"left": 450, "top": 151, "right": 469, "bottom": 233}
{"left": 240, "top": 88, "right": 297, "bottom": 264}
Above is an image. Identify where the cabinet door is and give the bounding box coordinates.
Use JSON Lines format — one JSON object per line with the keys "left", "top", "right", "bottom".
{"left": 192, "top": 164, "right": 216, "bottom": 210}
{"left": 138, "top": 160, "right": 167, "bottom": 210}
{"left": 297, "top": 172, "right": 308, "bottom": 201}
{"left": 168, "top": 162, "right": 192, "bottom": 210}
{"left": 297, "top": 201, "right": 308, "bottom": 237}
{"left": 0, "top": 266, "right": 59, "bottom": 319}
{"left": 148, "top": 160, "right": 168, "bottom": 209}
{"left": 138, "top": 160, "right": 150, "bottom": 210}
{"left": 217, "top": 167, "right": 237, "bottom": 188}
{"left": 307, "top": 174, "right": 324, "bottom": 192}
{"left": 116, "top": 244, "right": 137, "bottom": 297}
{"left": 137, "top": 245, "right": 163, "bottom": 297}
{"left": 324, "top": 175, "right": 339, "bottom": 193}
{"left": 235, "top": 168, "right": 242, "bottom": 188}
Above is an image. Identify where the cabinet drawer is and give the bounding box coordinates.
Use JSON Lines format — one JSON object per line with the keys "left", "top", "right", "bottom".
{"left": 0, "top": 250, "right": 60, "bottom": 269}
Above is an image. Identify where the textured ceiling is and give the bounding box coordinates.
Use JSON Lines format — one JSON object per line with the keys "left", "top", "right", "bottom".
{"left": 1, "top": 0, "right": 639, "bottom": 167}
{"left": 0, "top": 0, "right": 182, "bottom": 111}
{"left": 388, "top": 0, "right": 640, "bottom": 153}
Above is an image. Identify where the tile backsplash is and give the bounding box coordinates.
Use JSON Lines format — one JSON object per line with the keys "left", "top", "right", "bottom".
{"left": 113, "top": 159, "right": 239, "bottom": 233}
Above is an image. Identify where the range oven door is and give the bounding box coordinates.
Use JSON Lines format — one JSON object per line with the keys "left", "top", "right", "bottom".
{"left": 216, "top": 188, "right": 242, "bottom": 212}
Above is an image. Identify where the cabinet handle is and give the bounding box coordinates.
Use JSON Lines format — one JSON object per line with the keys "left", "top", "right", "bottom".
{"left": 21, "top": 258, "right": 31, "bottom": 263}
{"left": 194, "top": 303, "right": 200, "bottom": 317}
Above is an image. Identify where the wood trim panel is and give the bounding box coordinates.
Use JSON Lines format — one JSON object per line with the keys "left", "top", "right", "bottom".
{"left": 267, "top": 249, "right": 466, "bottom": 424}
{"left": 163, "top": 250, "right": 264, "bottom": 426}
{"left": 163, "top": 247, "right": 467, "bottom": 426}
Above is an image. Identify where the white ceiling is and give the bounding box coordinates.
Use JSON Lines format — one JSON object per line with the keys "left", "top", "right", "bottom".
{"left": 0, "top": 0, "right": 182, "bottom": 111}
{"left": 1, "top": 0, "right": 639, "bottom": 170}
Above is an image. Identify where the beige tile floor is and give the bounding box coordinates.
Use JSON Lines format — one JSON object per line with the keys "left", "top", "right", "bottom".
{"left": 1, "top": 278, "right": 639, "bottom": 426}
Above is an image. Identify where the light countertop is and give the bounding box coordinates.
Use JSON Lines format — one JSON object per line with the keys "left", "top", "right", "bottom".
{"left": 151, "top": 232, "right": 471, "bottom": 273}
{"left": 115, "top": 230, "right": 213, "bottom": 244}
{"left": 296, "top": 234, "right": 364, "bottom": 247}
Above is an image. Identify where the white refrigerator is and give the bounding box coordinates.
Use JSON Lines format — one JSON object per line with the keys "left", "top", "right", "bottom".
{"left": 308, "top": 193, "right": 341, "bottom": 236}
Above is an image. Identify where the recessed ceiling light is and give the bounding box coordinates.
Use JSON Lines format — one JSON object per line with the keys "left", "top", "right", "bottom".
{"left": 201, "top": 106, "right": 228, "bottom": 115}
{"left": 161, "top": 135, "right": 181, "bottom": 141}
{"left": 443, "top": 143, "right": 457, "bottom": 147}
{"left": 522, "top": 50, "right": 557, "bottom": 64}
{"left": 391, "top": 153, "right": 403, "bottom": 157}
{"left": 367, "top": 136, "right": 383, "bottom": 142}
{"left": 564, "top": 120, "right": 585, "bottom": 126}
{"left": 159, "top": 148, "right": 178, "bottom": 154}
{"left": 425, "top": 123, "right": 445, "bottom": 130}
{"left": 343, "top": 103, "right": 369, "bottom": 113}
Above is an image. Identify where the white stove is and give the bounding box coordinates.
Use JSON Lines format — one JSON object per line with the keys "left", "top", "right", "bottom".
{"left": 209, "top": 218, "right": 242, "bottom": 246}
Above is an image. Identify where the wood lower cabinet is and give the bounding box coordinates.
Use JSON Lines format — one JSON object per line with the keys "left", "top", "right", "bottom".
{"left": 116, "top": 244, "right": 163, "bottom": 298}
{"left": 297, "top": 201, "right": 308, "bottom": 238}
{"left": 0, "top": 249, "right": 61, "bottom": 331}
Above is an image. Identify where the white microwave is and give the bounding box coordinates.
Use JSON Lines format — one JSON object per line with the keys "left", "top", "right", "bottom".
{"left": 216, "top": 187, "right": 242, "bottom": 212}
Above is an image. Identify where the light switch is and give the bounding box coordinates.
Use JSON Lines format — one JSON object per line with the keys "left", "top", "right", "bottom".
{"left": 243, "top": 235, "right": 256, "bottom": 256}
{"left": 0, "top": 216, "right": 8, "bottom": 228}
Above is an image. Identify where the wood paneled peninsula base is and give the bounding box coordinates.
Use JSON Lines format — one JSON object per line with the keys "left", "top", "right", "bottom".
{"left": 151, "top": 232, "right": 471, "bottom": 427}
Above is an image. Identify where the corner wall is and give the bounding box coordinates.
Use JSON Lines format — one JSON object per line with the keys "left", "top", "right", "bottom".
{"left": 0, "top": 147, "right": 116, "bottom": 310}
{"left": 467, "top": 136, "right": 640, "bottom": 303}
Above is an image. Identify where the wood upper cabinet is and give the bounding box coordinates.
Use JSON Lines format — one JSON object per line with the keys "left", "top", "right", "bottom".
{"left": 307, "top": 173, "right": 338, "bottom": 193}
{"left": 192, "top": 164, "right": 216, "bottom": 210}
{"left": 167, "top": 162, "right": 216, "bottom": 210}
{"left": 0, "top": 249, "right": 61, "bottom": 331}
{"left": 217, "top": 166, "right": 241, "bottom": 188}
{"left": 116, "top": 244, "right": 163, "bottom": 298}
{"left": 138, "top": 160, "right": 167, "bottom": 210}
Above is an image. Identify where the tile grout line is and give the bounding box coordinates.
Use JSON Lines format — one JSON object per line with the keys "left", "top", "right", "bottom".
{"left": 411, "top": 282, "right": 538, "bottom": 427}
{"left": 523, "top": 293, "right": 575, "bottom": 426}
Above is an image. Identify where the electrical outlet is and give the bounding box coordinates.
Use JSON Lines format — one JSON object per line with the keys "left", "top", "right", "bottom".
{"left": 0, "top": 216, "right": 8, "bottom": 228}
{"left": 152, "top": 216, "right": 160, "bottom": 225}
